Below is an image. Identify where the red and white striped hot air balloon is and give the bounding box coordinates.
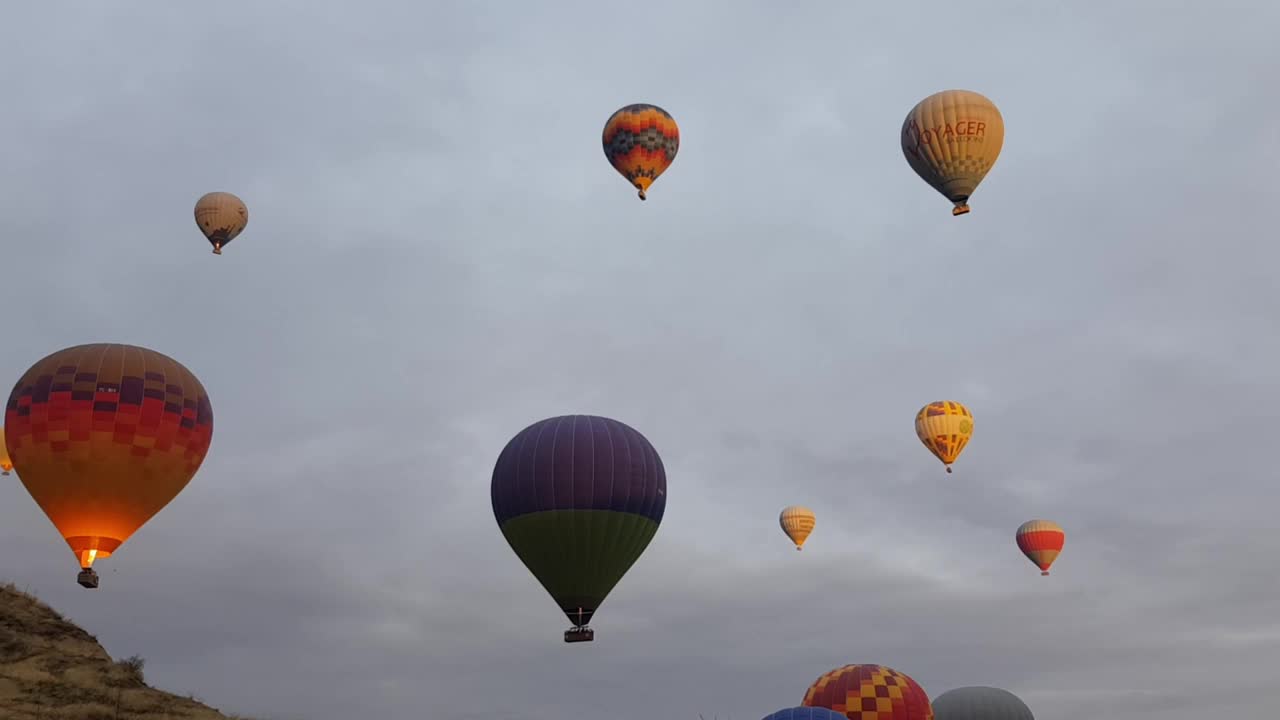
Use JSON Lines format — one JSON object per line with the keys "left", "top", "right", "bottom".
{"left": 1016, "top": 519, "right": 1064, "bottom": 576}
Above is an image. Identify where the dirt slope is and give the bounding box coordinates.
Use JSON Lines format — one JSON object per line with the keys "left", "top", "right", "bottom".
{"left": 0, "top": 581, "right": 253, "bottom": 720}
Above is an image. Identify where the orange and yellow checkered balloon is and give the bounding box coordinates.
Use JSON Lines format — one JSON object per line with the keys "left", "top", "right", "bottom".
{"left": 802, "top": 664, "right": 933, "bottom": 720}
{"left": 602, "top": 103, "right": 679, "bottom": 200}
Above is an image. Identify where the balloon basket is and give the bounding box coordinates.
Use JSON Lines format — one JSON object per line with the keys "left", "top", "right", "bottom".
{"left": 951, "top": 204, "right": 971, "bottom": 216}
{"left": 564, "top": 627, "right": 594, "bottom": 643}
{"left": 77, "top": 568, "right": 100, "bottom": 589}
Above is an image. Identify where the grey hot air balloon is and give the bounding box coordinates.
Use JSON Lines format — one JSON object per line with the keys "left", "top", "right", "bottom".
{"left": 932, "top": 686, "right": 1033, "bottom": 720}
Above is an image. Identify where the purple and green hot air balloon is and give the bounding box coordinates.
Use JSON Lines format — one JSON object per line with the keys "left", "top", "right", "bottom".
{"left": 490, "top": 414, "right": 667, "bottom": 643}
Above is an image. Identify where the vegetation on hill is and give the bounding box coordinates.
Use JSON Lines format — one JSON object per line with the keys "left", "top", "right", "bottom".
{"left": 0, "top": 581, "right": 257, "bottom": 720}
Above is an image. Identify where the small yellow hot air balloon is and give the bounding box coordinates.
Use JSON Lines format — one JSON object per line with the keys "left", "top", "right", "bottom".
{"left": 0, "top": 427, "right": 11, "bottom": 475}
{"left": 914, "top": 400, "right": 973, "bottom": 473}
{"left": 194, "top": 191, "right": 248, "bottom": 255}
{"left": 901, "top": 89, "right": 1004, "bottom": 216}
{"left": 779, "top": 505, "right": 816, "bottom": 550}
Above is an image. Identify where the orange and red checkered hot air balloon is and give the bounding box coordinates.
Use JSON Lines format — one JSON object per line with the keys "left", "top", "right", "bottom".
{"left": 1016, "top": 519, "right": 1065, "bottom": 576}
{"left": 602, "top": 103, "right": 679, "bottom": 200}
{"left": 803, "top": 664, "right": 934, "bottom": 720}
{"left": 4, "top": 343, "right": 214, "bottom": 589}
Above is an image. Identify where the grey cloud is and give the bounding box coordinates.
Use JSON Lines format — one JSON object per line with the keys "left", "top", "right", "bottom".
{"left": 2, "top": 2, "right": 1279, "bottom": 719}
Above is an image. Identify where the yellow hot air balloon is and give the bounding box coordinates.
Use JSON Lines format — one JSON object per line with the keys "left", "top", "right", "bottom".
{"left": 0, "top": 427, "right": 11, "bottom": 475}
{"left": 779, "top": 505, "right": 816, "bottom": 550}
{"left": 914, "top": 400, "right": 973, "bottom": 473}
{"left": 194, "top": 191, "right": 248, "bottom": 255}
{"left": 901, "top": 89, "right": 1004, "bottom": 216}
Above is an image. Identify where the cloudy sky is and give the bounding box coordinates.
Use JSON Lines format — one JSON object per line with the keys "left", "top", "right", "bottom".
{"left": 2, "top": 2, "right": 1278, "bottom": 719}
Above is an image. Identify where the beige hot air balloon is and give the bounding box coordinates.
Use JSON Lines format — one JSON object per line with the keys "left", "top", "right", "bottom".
{"left": 0, "top": 427, "right": 11, "bottom": 475}
{"left": 194, "top": 192, "right": 249, "bottom": 255}
{"left": 779, "top": 505, "right": 816, "bottom": 550}
{"left": 914, "top": 400, "right": 974, "bottom": 473}
{"left": 900, "top": 89, "right": 1004, "bottom": 216}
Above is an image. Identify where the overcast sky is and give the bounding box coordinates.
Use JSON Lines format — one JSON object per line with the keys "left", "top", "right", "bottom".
{"left": 2, "top": 2, "right": 1279, "bottom": 719}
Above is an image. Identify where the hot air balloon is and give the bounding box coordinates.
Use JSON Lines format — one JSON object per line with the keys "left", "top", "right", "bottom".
{"left": 762, "top": 708, "right": 847, "bottom": 720}
{"left": 803, "top": 664, "right": 933, "bottom": 720}
{"left": 4, "top": 343, "right": 214, "bottom": 589}
{"left": 914, "top": 401, "right": 973, "bottom": 474}
{"left": 602, "top": 104, "right": 680, "bottom": 200}
{"left": 779, "top": 505, "right": 816, "bottom": 550}
{"left": 932, "top": 686, "right": 1034, "bottom": 720}
{"left": 490, "top": 414, "right": 666, "bottom": 643}
{"left": 900, "top": 90, "right": 1004, "bottom": 216}
{"left": 0, "top": 428, "right": 11, "bottom": 475}
{"left": 194, "top": 191, "right": 248, "bottom": 255}
{"left": 1016, "top": 519, "right": 1064, "bottom": 576}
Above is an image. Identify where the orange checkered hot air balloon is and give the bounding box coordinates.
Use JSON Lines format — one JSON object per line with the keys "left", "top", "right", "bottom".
{"left": 803, "top": 664, "right": 934, "bottom": 720}
{"left": 914, "top": 400, "right": 973, "bottom": 474}
{"left": 602, "top": 103, "right": 679, "bottom": 200}
{"left": 4, "top": 343, "right": 214, "bottom": 589}
{"left": 1016, "top": 519, "right": 1065, "bottom": 576}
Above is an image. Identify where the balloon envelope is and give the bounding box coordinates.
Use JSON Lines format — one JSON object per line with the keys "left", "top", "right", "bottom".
{"left": 932, "top": 686, "right": 1034, "bottom": 720}
{"left": 1016, "top": 519, "right": 1064, "bottom": 575}
{"left": 490, "top": 415, "right": 666, "bottom": 629}
{"left": 194, "top": 191, "right": 248, "bottom": 254}
{"left": 779, "top": 505, "right": 816, "bottom": 550}
{"left": 762, "top": 708, "right": 847, "bottom": 720}
{"left": 803, "top": 664, "right": 934, "bottom": 720}
{"left": 4, "top": 343, "right": 214, "bottom": 571}
{"left": 914, "top": 400, "right": 973, "bottom": 473}
{"left": 900, "top": 89, "right": 1004, "bottom": 216}
{"left": 602, "top": 104, "right": 679, "bottom": 200}
{"left": 0, "top": 427, "right": 11, "bottom": 475}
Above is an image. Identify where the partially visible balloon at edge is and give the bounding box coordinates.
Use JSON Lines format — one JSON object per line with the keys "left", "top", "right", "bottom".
{"left": 0, "top": 427, "right": 11, "bottom": 475}
{"left": 761, "top": 708, "right": 848, "bottom": 720}
{"left": 802, "top": 663, "right": 934, "bottom": 720}
{"left": 931, "top": 686, "right": 1034, "bottom": 720}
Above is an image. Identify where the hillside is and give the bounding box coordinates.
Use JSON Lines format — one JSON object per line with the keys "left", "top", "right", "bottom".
{"left": 0, "top": 581, "right": 252, "bottom": 720}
